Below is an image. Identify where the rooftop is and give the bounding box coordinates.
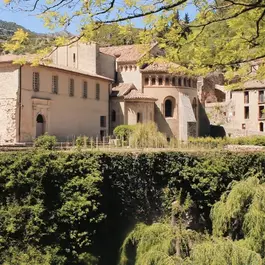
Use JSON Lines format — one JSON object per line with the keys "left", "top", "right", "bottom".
{"left": 141, "top": 62, "right": 181, "bottom": 73}
{"left": 99, "top": 44, "right": 155, "bottom": 63}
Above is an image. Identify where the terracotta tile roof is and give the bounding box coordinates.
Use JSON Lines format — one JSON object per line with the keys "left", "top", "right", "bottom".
{"left": 99, "top": 44, "right": 154, "bottom": 63}
{"left": 111, "top": 83, "right": 136, "bottom": 97}
{"left": 124, "top": 89, "right": 157, "bottom": 101}
{"left": 0, "top": 54, "right": 113, "bottom": 81}
{"left": 141, "top": 62, "right": 181, "bottom": 73}
{"left": 244, "top": 80, "right": 265, "bottom": 89}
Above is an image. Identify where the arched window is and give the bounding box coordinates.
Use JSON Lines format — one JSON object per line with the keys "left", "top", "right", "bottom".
{"left": 260, "top": 122, "right": 264, "bottom": 132}
{"left": 111, "top": 110, "right": 116, "bottom": 122}
{"left": 165, "top": 99, "right": 173, "bottom": 117}
{"left": 172, "top": 77, "right": 176, "bottom": 86}
{"left": 36, "top": 114, "right": 45, "bottom": 137}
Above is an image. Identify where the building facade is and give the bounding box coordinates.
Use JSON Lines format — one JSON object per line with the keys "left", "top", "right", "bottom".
{"left": 0, "top": 41, "right": 200, "bottom": 144}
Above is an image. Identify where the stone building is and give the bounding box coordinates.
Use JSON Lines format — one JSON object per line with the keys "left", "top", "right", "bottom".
{"left": 0, "top": 41, "right": 200, "bottom": 144}
{"left": 0, "top": 54, "right": 112, "bottom": 144}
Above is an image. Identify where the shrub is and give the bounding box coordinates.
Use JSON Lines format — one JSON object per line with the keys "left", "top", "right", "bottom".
{"left": 129, "top": 122, "right": 167, "bottom": 148}
{"left": 34, "top": 133, "right": 57, "bottom": 150}
{"left": 113, "top": 125, "right": 136, "bottom": 140}
{"left": 75, "top": 136, "right": 89, "bottom": 148}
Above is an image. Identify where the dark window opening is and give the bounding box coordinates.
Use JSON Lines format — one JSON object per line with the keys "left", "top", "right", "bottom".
{"left": 111, "top": 110, "right": 116, "bottom": 122}
{"left": 145, "top": 77, "right": 149, "bottom": 85}
{"left": 244, "top": 91, "right": 249, "bottom": 104}
{"left": 158, "top": 77, "right": 163, "bottom": 85}
{"left": 244, "top": 106, "right": 249, "bottom": 119}
{"left": 165, "top": 99, "right": 173, "bottom": 117}
{"left": 259, "top": 106, "right": 265, "bottom": 119}
{"left": 137, "top": 112, "right": 142, "bottom": 123}
{"left": 100, "top": 130, "right": 106, "bottom": 140}
{"left": 178, "top": 78, "right": 181, "bottom": 86}
{"left": 172, "top": 77, "right": 176, "bottom": 86}
{"left": 165, "top": 77, "right": 169, "bottom": 86}
{"left": 260, "top": 122, "right": 264, "bottom": 132}
{"left": 242, "top": 123, "right": 246, "bottom": 129}
{"left": 100, "top": 116, "right": 106, "bottom": 127}
{"left": 73, "top": 53, "right": 76, "bottom": 63}
{"left": 184, "top": 78, "right": 187, "bottom": 87}
{"left": 36, "top": 114, "right": 44, "bottom": 123}
{"left": 83, "top": 81, "right": 87, "bottom": 98}
{"left": 151, "top": 77, "right": 156, "bottom": 85}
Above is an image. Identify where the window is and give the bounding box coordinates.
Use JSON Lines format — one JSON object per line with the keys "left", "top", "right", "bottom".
{"left": 73, "top": 53, "right": 76, "bottom": 63}
{"left": 192, "top": 98, "right": 197, "bottom": 119}
{"left": 244, "top": 91, "right": 249, "bottom": 104}
{"left": 83, "top": 81, "right": 88, "bottom": 98}
{"left": 165, "top": 99, "right": 173, "bottom": 117}
{"left": 244, "top": 106, "right": 249, "bottom": 119}
{"left": 144, "top": 77, "right": 149, "bottom": 85}
{"left": 178, "top": 77, "right": 182, "bottom": 86}
{"left": 260, "top": 122, "right": 264, "bottom": 132}
{"left": 52, "top": 75, "right": 58, "bottom": 94}
{"left": 172, "top": 77, "right": 176, "bottom": 86}
{"left": 111, "top": 110, "right": 116, "bottom": 122}
{"left": 188, "top": 79, "right": 191, "bottom": 87}
{"left": 184, "top": 78, "right": 187, "bottom": 87}
{"left": 33, "top": 72, "right": 40, "bottom": 91}
{"left": 259, "top": 90, "right": 264, "bottom": 103}
{"left": 69, "top": 78, "right": 74, "bottom": 97}
{"left": 137, "top": 112, "right": 142, "bottom": 123}
{"left": 151, "top": 77, "right": 156, "bottom": 85}
{"left": 165, "top": 77, "right": 169, "bottom": 86}
{"left": 96, "top": 83, "right": 100, "bottom": 100}
{"left": 259, "top": 106, "right": 265, "bottom": 119}
{"left": 158, "top": 77, "right": 163, "bottom": 85}
{"left": 242, "top": 123, "right": 246, "bottom": 129}
{"left": 100, "top": 116, "right": 106, "bottom": 127}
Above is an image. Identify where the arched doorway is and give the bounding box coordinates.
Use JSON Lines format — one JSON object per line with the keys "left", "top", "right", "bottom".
{"left": 36, "top": 114, "right": 45, "bottom": 137}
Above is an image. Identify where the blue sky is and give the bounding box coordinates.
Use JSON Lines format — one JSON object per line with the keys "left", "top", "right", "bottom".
{"left": 0, "top": 1, "right": 197, "bottom": 34}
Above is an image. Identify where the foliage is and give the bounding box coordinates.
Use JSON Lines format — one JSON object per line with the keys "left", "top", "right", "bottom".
{"left": 33, "top": 133, "right": 57, "bottom": 150}
{"left": 113, "top": 125, "right": 136, "bottom": 140}
{"left": 129, "top": 122, "right": 167, "bottom": 148}
{"left": 0, "top": 152, "right": 104, "bottom": 264}
{"left": 75, "top": 136, "right": 89, "bottom": 148}
{"left": 189, "top": 136, "right": 265, "bottom": 147}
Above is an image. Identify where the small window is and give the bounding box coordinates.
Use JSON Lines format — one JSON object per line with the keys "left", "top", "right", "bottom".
{"left": 137, "top": 112, "right": 142, "bottom": 123}
{"left": 242, "top": 123, "right": 246, "bottom": 129}
{"left": 69, "top": 78, "right": 74, "bottom": 97}
{"left": 100, "top": 116, "right": 106, "bottom": 127}
{"left": 260, "top": 122, "right": 264, "bottom": 132}
{"left": 244, "top": 91, "right": 249, "bottom": 104}
{"left": 165, "top": 77, "right": 169, "bottom": 86}
{"left": 144, "top": 77, "right": 149, "bottom": 85}
{"left": 188, "top": 79, "right": 191, "bottom": 87}
{"left": 172, "top": 77, "right": 176, "bottom": 86}
{"left": 158, "top": 77, "right": 163, "bottom": 85}
{"left": 96, "top": 83, "right": 100, "bottom": 100}
{"left": 83, "top": 81, "right": 88, "bottom": 98}
{"left": 73, "top": 53, "right": 76, "bottom": 63}
{"left": 244, "top": 106, "right": 249, "bottom": 119}
{"left": 33, "top": 72, "right": 40, "bottom": 92}
{"left": 151, "top": 77, "right": 156, "bottom": 85}
{"left": 165, "top": 99, "right": 173, "bottom": 117}
{"left": 178, "top": 77, "right": 182, "bottom": 86}
{"left": 259, "top": 90, "right": 264, "bottom": 103}
{"left": 259, "top": 106, "right": 265, "bottom": 119}
{"left": 111, "top": 110, "right": 116, "bottom": 122}
{"left": 184, "top": 78, "right": 187, "bottom": 87}
{"left": 52, "top": 75, "right": 58, "bottom": 94}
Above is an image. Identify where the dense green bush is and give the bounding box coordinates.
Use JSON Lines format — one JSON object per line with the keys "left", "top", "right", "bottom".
{"left": 34, "top": 133, "right": 57, "bottom": 150}
{"left": 1, "top": 151, "right": 265, "bottom": 264}
{"left": 188, "top": 135, "right": 265, "bottom": 147}
{"left": 113, "top": 125, "right": 136, "bottom": 140}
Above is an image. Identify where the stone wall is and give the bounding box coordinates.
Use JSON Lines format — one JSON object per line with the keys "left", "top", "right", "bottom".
{"left": 0, "top": 64, "right": 19, "bottom": 144}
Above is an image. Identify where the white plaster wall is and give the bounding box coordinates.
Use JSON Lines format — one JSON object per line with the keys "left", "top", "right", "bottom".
{"left": 0, "top": 64, "right": 19, "bottom": 144}
{"left": 98, "top": 53, "right": 116, "bottom": 80}
{"left": 118, "top": 65, "right": 142, "bottom": 89}
{"left": 20, "top": 65, "right": 110, "bottom": 142}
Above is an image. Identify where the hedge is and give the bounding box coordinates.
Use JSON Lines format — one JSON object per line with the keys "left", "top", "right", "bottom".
{"left": 0, "top": 150, "right": 265, "bottom": 264}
